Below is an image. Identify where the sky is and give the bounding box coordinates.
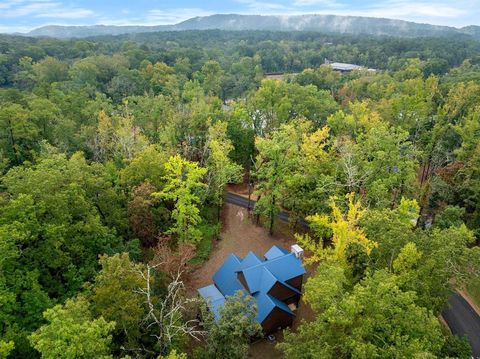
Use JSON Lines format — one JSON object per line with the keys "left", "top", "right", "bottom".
{"left": 0, "top": 0, "right": 479, "bottom": 33}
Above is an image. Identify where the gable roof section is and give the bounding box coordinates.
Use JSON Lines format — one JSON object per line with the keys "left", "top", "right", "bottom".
{"left": 241, "top": 252, "right": 306, "bottom": 294}
{"left": 213, "top": 253, "right": 244, "bottom": 296}
{"left": 197, "top": 284, "right": 225, "bottom": 321}
{"left": 239, "top": 251, "right": 264, "bottom": 270}
{"left": 254, "top": 292, "right": 294, "bottom": 322}
{"left": 264, "top": 245, "right": 289, "bottom": 260}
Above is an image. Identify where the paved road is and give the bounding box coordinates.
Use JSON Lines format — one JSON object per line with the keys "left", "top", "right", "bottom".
{"left": 226, "top": 191, "right": 480, "bottom": 357}
{"left": 442, "top": 293, "right": 480, "bottom": 357}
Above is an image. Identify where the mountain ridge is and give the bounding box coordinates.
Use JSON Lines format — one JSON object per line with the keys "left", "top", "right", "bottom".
{"left": 25, "top": 14, "right": 480, "bottom": 39}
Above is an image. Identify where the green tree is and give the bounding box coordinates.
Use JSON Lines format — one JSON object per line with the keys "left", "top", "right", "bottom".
{"left": 29, "top": 297, "right": 115, "bottom": 359}
{"left": 249, "top": 80, "right": 338, "bottom": 136}
{"left": 278, "top": 270, "right": 445, "bottom": 359}
{"left": 0, "top": 103, "right": 38, "bottom": 165}
{"left": 89, "top": 254, "right": 146, "bottom": 350}
{"left": 200, "top": 60, "right": 224, "bottom": 97}
{"left": 253, "top": 124, "right": 295, "bottom": 234}
{"left": 205, "top": 121, "right": 242, "bottom": 220}
{"left": 0, "top": 150, "right": 127, "bottom": 355}
{"left": 153, "top": 155, "right": 207, "bottom": 243}
{"left": 0, "top": 340, "right": 14, "bottom": 359}
{"left": 203, "top": 291, "right": 262, "bottom": 359}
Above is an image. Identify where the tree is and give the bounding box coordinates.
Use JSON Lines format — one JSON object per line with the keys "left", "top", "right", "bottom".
{"left": 0, "top": 150, "right": 128, "bottom": 355}
{"left": 0, "top": 340, "right": 14, "bottom": 359}
{"left": 254, "top": 122, "right": 302, "bottom": 234}
{"left": 32, "top": 57, "right": 69, "bottom": 84}
{"left": 160, "top": 349, "right": 187, "bottom": 359}
{"left": 397, "top": 225, "right": 478, "bottom": 313}
{"left": 0, "top": 103, "right": 38, "bottom": 166}
{"left": 29, "top": 297, "right": 115, "bottom": 359}
{"left": 90, "top": 110, "right": 148, "bottom": 163}
{"left": 360, "top": 197, "right": 419, "bottom": 270}
{"left": 303, "top": 260, "right": 347, "bottom": 313}
{"left": 199, "top": 60, "right": 224, "bottom": 97}
{"left": 135, "top": 260, "right": 204, "bottom": 356}
{"left": 153, "top": 155, "right": 207, "bottom": 243}
{"left": 249, "top": 80, "right": 338, "bottom": 136}
{"left": 204, "top": 121, "right": 242, "bottom": 220}
{"left": 127, "top": 182, "right": 159, "bottom": 246}
{"left": 278, "top": 270, "right": 445, "bottom": 359}
{"left": 89, "top": 254, "right": 146, "bottom": 350}
{"left": 298, "top": 193, "right": 377, "bottom": 265}
{"left": 120, "top": 144, "right": 169, "bottom": 189}
{"left": 202, "top": 291, "right": 262, "bottom": 359}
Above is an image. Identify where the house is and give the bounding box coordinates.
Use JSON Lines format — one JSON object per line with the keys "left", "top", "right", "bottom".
{"left": 324, "top": 58, "right": 375, "bottom": 73}
{"left": 198, "top": 245, "right": 306, "bottom": 334}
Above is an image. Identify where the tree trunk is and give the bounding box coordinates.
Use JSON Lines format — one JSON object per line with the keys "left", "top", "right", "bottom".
{"left": 269, "top": 195, "right": 275, "bottom": 236}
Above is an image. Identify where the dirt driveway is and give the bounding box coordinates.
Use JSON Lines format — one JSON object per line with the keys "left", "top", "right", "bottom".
{"left": 186, "top": 203, "right": 296, "bottom": 293}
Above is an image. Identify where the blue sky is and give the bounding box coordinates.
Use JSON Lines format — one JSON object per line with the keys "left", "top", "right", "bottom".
{"left": 0, "top": 0, "right": 479, "bottom": 33}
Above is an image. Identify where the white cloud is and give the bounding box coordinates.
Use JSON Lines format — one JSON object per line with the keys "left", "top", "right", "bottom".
{"left": 0, "top": 0, "right": 94, "bottom": 19}
{"left": 145, "top": 8, "right": 214, "bottom": 24}
{"left": 235, "top": 0, "right": 291, "bottom": 13}
{"left": 292, "top": 0, "right": 342, "bottom": 7}
{"left": 354, "top": 1, "right": 467, "bottom": 19}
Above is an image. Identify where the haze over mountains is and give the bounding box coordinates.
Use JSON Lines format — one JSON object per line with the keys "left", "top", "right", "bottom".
{"left": 25, "top": 14, "right": 480, "bottom": 40}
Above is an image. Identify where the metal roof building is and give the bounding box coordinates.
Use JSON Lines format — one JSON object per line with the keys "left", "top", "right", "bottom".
{"left": 198, "top": 245, "right": 306, "bottom": 333}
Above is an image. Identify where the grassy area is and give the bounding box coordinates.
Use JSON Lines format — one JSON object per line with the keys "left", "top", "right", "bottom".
{"left": 190, "top": 205, "right": 221, "bottom": 265}
{"left": 190, "top": 223, "right": 220, "bottom": 265}
{"left": 466, "top": 278, "right": 480, "bottom": 308}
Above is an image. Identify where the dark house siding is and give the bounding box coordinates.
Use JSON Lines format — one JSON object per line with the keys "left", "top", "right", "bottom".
{"left": 237, "top": 272, "right": 249, "bottom": 292}
{"left": 268, "top": 282, "right": 300, "bottom": 304}
{"left": 261, "top": 307, "right": 294, "bottom": 334}
{"left": 286, "top": 275, "right": 303, "bottom": 291}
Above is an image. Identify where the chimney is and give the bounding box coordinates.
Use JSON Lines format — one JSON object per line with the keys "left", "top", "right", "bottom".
{"left": 291, "top": 244, "right": 304, "bottom": 260}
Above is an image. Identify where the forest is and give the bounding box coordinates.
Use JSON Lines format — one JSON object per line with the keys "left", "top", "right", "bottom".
{"left": 1, "top": 29, "right": 480, "bottom": 358}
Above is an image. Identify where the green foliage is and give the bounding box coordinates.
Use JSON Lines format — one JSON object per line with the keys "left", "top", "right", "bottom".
{"left": 160, "top": 349, "right": 188, "bottom": 359}
{"left": 29, "top": 297, "right": 115, "bottom": 359}
{"left": 153, "top": 155, "right": 207, "bottom": 243}
{"left": 205, "top": 121, "right": 243, "bottom": 217}
{"left": 249, "top": 80, "right": 338, "bottom": 135}
{"left": 89, "top": 254, "right": 146, "bottom": 349}
{"left": 2, "top": 27, "right": 480, "bottom": 359}
{"left": 434, "top": 205, "right": 466, "bottom": 229}
{"left": 440, "top": 335, "right": 472, "bottom": 359}
{"left": 190, "top": 223, "right": 219, "bottom": 265}
{"left": 202, "top": 291, "right": 263, "bottom": 359}
{"left": 278, "top": 270, "right": 445, "bottom": 359}
{"left": 0, "top": 340, "right": 14, "bottom": 359}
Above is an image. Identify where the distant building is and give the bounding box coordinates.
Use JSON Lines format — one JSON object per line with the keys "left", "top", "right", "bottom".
{"left": 198, "top": 245, "right": 306, "bottom": 334}
{"left": 325, "top": 58, "right": 375, "bottom": 73}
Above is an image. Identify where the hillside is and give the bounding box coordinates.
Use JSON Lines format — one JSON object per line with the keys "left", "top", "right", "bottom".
{"left": 26, "top": 14, "right": 480, "bottom": 39}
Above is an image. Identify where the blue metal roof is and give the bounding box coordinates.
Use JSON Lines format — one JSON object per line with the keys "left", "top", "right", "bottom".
{"left": 261, "top": 253, "right": 306, "bottom": 282}
{"left": 241, "top": 252, "right": 305, "bottom": 292}
{"left": 254, "top": 292, "right": 294, "bottom": 322}
{"left": 198, "top": 284, "right": 225, "bottom": 321}
{"left": 239, "top": 251, "right": 264, "bottom": 270}
{"left": 213, "top": 254, "right": 244, "bottom": 296}
{"left": 200, "top": 246, "right": 305, "bottom": 325}
{"left": 264, "top": 245, "right": 289, "bottom": 260}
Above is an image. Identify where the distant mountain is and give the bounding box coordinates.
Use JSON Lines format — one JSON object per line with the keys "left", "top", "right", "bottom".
{"left": 26, "top": 14, "right": 480, "bottom": 40}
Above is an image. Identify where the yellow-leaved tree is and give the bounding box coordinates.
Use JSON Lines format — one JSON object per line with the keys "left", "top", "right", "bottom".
{"left": 297, "top": 193, "right": 377, "bottom": 264}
